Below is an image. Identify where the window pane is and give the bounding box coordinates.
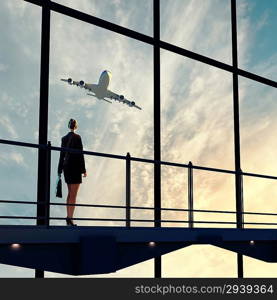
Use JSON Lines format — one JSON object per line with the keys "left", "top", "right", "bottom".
{"left": 161, "top": 165, "right": 187, "bottom": 228}
{"left": 0, "top": 0, "right": 40, "bottom": 143}
{"left": 244, "top": 256, "right": 277, "bottom": 277}
{"left": 161, "top": 50, "right": 234, "bottom": 170}
{"left": 162, "top": 168, "right": 236, "bottom": 228}
{"left": 243, "top": 176, "right": 277, "bottom": 229}
{"left": 45, "top": 259, "right": 154, "bottom": 277}
{"left": 237, "top": 0, "right": 277, "bottom": 81}
{"left": 193, "top": 170, "right": 235, "bottom": 228}
{"left": 163, "top": 246, "right": 236, "bottom": 277}
{"left": 49, "top": 12, "right": 153, "bottom": 159}
{"left": 131, "top": 162, "right": 154, "bottom": 227}
{"left": 0, "top": 145, "right": 38, "bottom": 226}
{"left": 54, "top": 0, "right": 153, "bottom": 36}
{"left": 161, "top": 0, "right": 232, "bottom": 64}
{"left": 240, "top": 77, "right": 277, "bottom": 175}
{"left": 0, "top": 0, "right": 41, "bottom": 278}
{"left": 0, "top": 264, "right": 34, "bottom": 278}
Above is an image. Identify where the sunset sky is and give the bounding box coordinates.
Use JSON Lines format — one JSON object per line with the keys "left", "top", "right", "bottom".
{"left": 0, "top": 0, "right": 276, "bottom": 277}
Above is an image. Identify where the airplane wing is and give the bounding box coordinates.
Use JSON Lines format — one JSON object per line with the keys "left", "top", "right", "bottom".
{"left": 61, "top": 78, "right": 97, "bottom": 93}
{"left": 87, "top": 93, "right": 112, "bottom": 104}
{"left": 106, "top": 90, "right": 142, "bottom": 110}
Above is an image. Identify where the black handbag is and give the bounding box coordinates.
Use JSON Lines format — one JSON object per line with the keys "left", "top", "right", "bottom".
{"left": 56, "top": 175, "right": 62, "bottom": 198}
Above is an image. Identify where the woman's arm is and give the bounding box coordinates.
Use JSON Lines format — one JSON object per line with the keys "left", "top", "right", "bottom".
{"left": 57, "top": 138, "right": 66, "bottom": 174}
{"left": 77, "top": 135, "right": 86, "bottom": 174}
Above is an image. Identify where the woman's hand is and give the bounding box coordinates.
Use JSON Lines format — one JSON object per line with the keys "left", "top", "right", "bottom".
{"left": 83, "top": 172, "right": 87, "bottom": 178}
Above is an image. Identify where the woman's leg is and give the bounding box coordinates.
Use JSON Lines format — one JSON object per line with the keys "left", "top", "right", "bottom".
{"left": 67, "top": 183, "right": 80, "bottom": 219}
{"left": 66, "top": 184, "right": 72, "bottom": 218}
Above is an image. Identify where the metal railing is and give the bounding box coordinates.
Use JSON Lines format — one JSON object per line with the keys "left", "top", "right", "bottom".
{"left": 1, "top": 138, "right": 277, "bottom": 228}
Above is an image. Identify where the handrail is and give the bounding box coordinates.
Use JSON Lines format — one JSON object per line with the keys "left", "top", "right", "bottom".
{"left": 1, "top": 137, "right": 277, "bottom": 228}
{"left": 0, "top": 199, "right": 277, "bottom": 216}
{"left": 1, "top": 138, "right": 277, "bottom": 180}
{"left": 1, "top": 215, "right": 277, "bottom": 227}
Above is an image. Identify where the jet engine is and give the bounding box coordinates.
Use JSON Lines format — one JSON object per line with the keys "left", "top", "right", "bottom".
{"left": 131, "top": 101, "right": 135, "bottom": 106}
{"left": 79, "top": 80, "right": 85, "bottom": 87}
{"left": 119, "top": 95, "right": 124, "bottom": 100}
{"left": 67, "top": 78, "right": 72, "bottom": 84}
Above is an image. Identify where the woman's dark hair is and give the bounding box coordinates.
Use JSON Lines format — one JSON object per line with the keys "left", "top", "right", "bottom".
{"left": 68, "top": 119, "right": 78, "bottom": 130}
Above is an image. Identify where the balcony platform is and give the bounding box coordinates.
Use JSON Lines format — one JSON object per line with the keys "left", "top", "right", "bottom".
{"left": 0, "top": 225, "right": 276, "bottom": 275}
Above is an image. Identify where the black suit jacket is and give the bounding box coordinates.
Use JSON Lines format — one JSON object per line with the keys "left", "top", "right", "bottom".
{"left": 58, "top": 132, "right": 86, "bottom": 175}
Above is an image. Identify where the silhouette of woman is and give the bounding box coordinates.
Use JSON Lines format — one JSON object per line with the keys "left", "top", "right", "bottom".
{"left": 58, "top": 119, "right": 87, "bottom": 226}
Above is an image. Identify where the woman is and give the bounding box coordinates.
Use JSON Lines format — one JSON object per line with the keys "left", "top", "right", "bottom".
{"left": 58, "top": 119, "right": 87, "bottom": 226}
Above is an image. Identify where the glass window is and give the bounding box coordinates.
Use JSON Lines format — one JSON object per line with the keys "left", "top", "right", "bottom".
{"left": 54, "top": 0, "right": 153, "bottom": 36}
{"left": 0, "top": 0, "right": 41, "bottom": 143}
{"left": 237, "top": 0, "right": 277, "bottom": 81}
{"left": 50, "top": 155, "right": 127, "bottom": 227}
{"left": 0, "top": 264, "right": 34, "bottom": 278}
{"left": 0, "top": 145, "right": 38, "bottom": 225}
{"left": 240, "top": 77, "right": 277, "bottom": 175}
{"left": 244, "top": 256, "right": 277, "bottom": 277}
{"left": 49, "top": 12, "right": 153, "bottom": 159}
{"left": 243, "top": 176, "right": 277, "bottom": 229}
{"left": 131, "top": 162, "right": 154, "bottom": 227}
{"left": 161, "top": 0, "right": 232, "bottom": 64}
{"left": 161, "top": 165, "right": 187, "bottom": 228}
{"left": 163, "top": 246, "right": 236, "bottom": 277}
{"left": 45, "top": 259, "right": 154, "bottom": 277}
{"left": 161, "top": 50, "right": 234, "bottom": 170}
{"left": 193, "top": 170, "right": 235, "bottom": 228}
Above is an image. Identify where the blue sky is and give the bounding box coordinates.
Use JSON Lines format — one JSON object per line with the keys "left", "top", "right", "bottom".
{"left": 0, "top": 0, "right": 276, "bottom": 278}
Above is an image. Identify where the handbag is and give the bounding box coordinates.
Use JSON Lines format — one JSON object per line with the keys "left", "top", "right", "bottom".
{"left": 56, "top": 175, "right": 62, "bottom": 198}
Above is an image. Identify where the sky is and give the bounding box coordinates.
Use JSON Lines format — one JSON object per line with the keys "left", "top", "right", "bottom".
{"left": 0, "top": 0, "right": 276, "bottom": 278}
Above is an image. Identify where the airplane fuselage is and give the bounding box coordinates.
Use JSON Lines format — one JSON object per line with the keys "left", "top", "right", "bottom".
{"left": 90, "top": 70, "right": 111, "bottom": 99}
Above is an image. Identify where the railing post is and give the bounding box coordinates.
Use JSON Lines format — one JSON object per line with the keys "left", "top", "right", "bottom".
{"left": 188, "top": 161, "right": 194, "bottom": 228}
{"left": 126, "top": 152, "right": 131, "bottom": 227}
{"left": 237, "top": 168, "right": 244, "bottom": 228}
{"left": 45, "top": 141, "right": 51, "bottom": 227}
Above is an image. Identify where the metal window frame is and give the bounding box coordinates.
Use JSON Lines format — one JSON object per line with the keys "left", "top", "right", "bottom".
{"left": 3, "top": 0, "right": 272, "bottom": 278}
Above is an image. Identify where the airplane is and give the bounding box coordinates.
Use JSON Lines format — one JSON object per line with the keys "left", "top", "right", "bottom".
{"left": 61, "top": 70, "right": 142, "bottom": 110}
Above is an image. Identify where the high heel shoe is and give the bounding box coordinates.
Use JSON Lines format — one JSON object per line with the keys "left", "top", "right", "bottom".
{"left": 66, "top": 217, "right": 77, "bottom": 226}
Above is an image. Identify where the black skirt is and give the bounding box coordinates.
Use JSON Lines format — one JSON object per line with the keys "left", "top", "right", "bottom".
{"left": 63, "top": 166, "right": 82, "bottom": 184}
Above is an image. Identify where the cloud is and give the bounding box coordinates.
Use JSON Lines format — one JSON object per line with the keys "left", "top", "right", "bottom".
{"left": 0, "top": 151, "right": 26, "bottom": 166}
{"left": 0, "top": 0, "right": 276, "bottom": 278}
{"left": 0, "top": 63, "right": 8, "bottom": 72}
{"left": 0, "top": 115, "right": 19, "bottom": 139}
